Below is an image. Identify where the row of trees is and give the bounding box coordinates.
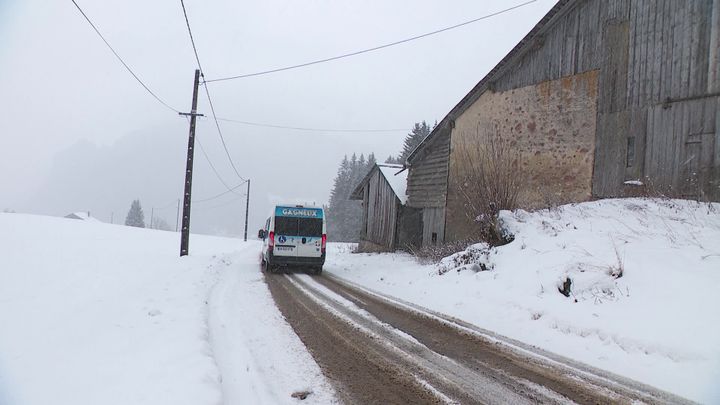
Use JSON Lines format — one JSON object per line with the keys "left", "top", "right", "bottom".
{"left": 325, "top": 121, "right": 434, "bottom": 242}
{"left": 326, "top": 153, "right": 376, "bottom": 241}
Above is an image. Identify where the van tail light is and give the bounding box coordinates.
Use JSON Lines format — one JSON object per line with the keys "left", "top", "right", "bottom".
{"left": 321, "top": 234, "right": 327, "bottom": 253}
{"left": 268, "top": 231, "right": 275, "bottom": 252}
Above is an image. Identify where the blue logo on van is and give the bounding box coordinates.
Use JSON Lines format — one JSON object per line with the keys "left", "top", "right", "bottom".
{"left": 278, "top": 235, "right": 287, "bottom": 243}
{"left": 275, "top": 206, "right": 323, "bottom": 219}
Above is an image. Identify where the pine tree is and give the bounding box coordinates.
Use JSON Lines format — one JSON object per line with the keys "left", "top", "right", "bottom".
{"left": 398, "top": 121, "right": 433, "bottom": 162}
{"left": 125, "top": 199, "right": 145, "bottom": 228}
{"left": 326, "top": 152, "right": 377, "bottom": 242}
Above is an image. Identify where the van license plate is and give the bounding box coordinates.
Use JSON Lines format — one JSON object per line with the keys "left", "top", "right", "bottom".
{"left": 276, "top": 246, "right": 293, "bottom": 251}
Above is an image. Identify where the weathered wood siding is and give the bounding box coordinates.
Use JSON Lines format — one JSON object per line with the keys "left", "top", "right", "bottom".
{"left": 492, "top": 0, "right": 605, "bottom": 92}
{"left": 411, "top": 0, "right": 719, "bottom": 243}
{"left": 592, "top": 0, "right": 720, "bottom": 199}
{"left": 422, "top": 207, "right": 445, "bottom": 246}
{"left": 460, "top": 0, "right": 719, "bottom": 202}
{"left": 406, "top": 124, "right": 451, "bottom": 209}
{"left": 645, "top": 97, "right": 719, "bottom": 198}
{"left": 360, "top": 169, "right": 400, "bottom": 250}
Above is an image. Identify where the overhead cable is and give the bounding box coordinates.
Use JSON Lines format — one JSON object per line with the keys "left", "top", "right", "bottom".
{"left": 182, "top": 115, "right": 242, "bottom": 194}
{"left": 193, "top": 180, "right": 247, "bottom": 203}
{"left": 215, "top": 117, "right": 407, "bottom": 133}
{"left": 193, "top": 193, "right": 247, "bottom": 211}
{"left": 205, "top": 0, "right": 538, "bottom": 83}
{"left": 70, "top": 0, "right": 181, "bottom": 113}
{"left": 179, "top": 0, "right": 246, "bottom": 182}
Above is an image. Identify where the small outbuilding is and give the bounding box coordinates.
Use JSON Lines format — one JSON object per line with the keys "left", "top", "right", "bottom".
{"left": 64, "top": 212, "right": 98, "bottom": 222}
{"left": 350, "top": 164, "right": 421, "bottom": 252}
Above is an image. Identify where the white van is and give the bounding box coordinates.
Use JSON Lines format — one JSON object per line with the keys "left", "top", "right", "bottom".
{"left": 258, "top": 205, "right": 326, "bottom": 274}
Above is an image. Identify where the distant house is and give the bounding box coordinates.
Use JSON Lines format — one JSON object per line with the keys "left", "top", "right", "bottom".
{"left": 405, "top": 0, "right": 720, "bottom": 246}
{"left": 350, "top": 164, "right": 421, "bottom": 252}
{"left": 64, "top": 212, "right": 99, "bottom": 222}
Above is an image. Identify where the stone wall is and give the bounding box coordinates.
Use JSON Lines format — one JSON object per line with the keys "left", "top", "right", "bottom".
{"left": 445, "top": 70, "right": 599, "bottom": 241}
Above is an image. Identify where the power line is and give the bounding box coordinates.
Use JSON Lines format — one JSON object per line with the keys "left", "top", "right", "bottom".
{"left": 70, "top": 0, "right": 180, "bottom": 113}
{"left": 193, "top": 180, "right": 248, "bottom": 203}
{"left": 196, "top": 138, "right": 244, "bottom": 191}
{"left": 215, "top": 117, "right": 407, "bottom": 133}
{"left": 193, "top": 193, "right": 247, "bottom": 211}
{"left": 183, "top": 116, "right": 243, "bottom": 194}
{"left": 205, "top": 0, "right": 538, "bottom": 83}
{"left": 201, "top": 85, "right": 246, "bottom": 181}
{"left": 179, "top": 0, "right": 205, "bottom": 74}
{"left": 179, "top": 0, "right": 246, "bottom": 181}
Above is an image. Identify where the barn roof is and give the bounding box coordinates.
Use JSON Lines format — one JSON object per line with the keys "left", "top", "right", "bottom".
{"left": 350, "top": 163, "right": 408, "bottom": 204}
{"left": 406, "top": 0, "right": 577, "bottom": 165}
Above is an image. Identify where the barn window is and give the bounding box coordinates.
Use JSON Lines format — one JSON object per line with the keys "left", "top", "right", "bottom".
{"left": 431, "top": 232, "right": 438, "bottom": 244}
{"left": 626, "top": 137, "right": 635, "bottom": 168}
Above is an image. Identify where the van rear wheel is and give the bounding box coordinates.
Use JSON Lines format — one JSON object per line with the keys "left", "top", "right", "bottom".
{"left": 263, "top": 258, "right": 275, "bottom": 274}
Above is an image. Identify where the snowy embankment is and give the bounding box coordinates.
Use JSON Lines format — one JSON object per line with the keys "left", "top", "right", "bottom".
{"left": 326, "top": 198, "right": 720, "bottom": 403}
{"left": 0, "top": 213, "right": 335, "bottom": 405}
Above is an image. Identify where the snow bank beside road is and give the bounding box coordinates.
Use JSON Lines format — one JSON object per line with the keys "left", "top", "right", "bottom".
{"left": 326, "top": 198, "right": 720, "bottom": 403}
{"left": 0, "top": 213, "right": 336, "bottom": 405}
{"left": 0, "top": 214, "right": 232, "bottom": 405}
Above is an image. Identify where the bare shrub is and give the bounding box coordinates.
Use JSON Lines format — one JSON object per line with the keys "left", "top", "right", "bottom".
{"left": 608, "top": 239, "right": 624, "bottom": 279}
{"left": 453, "top": 125, "right": 522, "bottom": 245}
{"left": 405, "top": 239, "right": 481, "bottom": 264}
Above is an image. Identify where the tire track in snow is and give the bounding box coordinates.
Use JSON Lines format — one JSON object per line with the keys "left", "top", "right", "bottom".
{"left": 206, "top": 249, "right": 337, "bottom": 405}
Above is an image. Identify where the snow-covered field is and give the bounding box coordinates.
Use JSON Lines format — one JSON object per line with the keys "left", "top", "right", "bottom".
{"left": 2, "top": 198, "right": 718, "bottom": 404}
{"left": 0, "top": 213, "right": 335, "bottom": 405}
{"left": 326, "top": 198, "right": 720, "bottom": 404}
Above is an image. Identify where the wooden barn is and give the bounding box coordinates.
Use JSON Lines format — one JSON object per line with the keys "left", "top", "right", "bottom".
{"left": 350, "top": 164, "right": 421, "bottom": 252}
{"left": 405, "top": 0, "right": 720, "bottom": 245}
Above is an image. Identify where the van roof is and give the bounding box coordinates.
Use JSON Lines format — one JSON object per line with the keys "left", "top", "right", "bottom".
{"left": 274, "top": 204, "right": 323, "bottom": 210}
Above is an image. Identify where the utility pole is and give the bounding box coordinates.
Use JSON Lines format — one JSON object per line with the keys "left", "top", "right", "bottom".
{"left": 110, "top": 212, "right": 114, "bottom": 224}
{"left": 179, "top": 69, "right": 204, "bottom": 256}
{"left": 244, "top": 179, "right": 250, "bottom": 242}
{"left": 150, "top": 207, "right": 155, "bottom": 229}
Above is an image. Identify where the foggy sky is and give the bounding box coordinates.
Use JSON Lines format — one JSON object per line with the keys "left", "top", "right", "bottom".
{"left": 0, "top": 0, "right": 557, "bottom": 239}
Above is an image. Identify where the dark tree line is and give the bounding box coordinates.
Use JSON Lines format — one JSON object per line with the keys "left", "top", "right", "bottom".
{"left": 326, "top": 153, "right": 376, "bottom": 241}
{"left": 326, "top": 121, "right": 435, "bottom": 242}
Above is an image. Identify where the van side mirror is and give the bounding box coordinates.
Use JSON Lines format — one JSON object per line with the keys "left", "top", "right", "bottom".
{"left": 258, "top": 229, "right": 265, "bottom": 239}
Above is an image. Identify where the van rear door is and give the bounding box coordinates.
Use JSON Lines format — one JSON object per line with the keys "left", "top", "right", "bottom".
{"left": 296, "top": 217, "right": 323, "bottom": 259}
{"left": 273, "top": 216, "right": 298, "bottom": 258}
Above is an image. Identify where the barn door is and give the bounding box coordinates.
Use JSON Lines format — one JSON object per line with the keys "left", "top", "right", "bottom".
{"left": 645, "top": 97, "right": 717, "bottom": 198}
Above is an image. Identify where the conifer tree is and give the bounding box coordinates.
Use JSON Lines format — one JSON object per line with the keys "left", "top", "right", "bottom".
{"left": 326, "top": 152, "right": 377, "bottom": 242}
{"left": 125, "top": 199, "right": 145, "bottom": 228}
{"left": 398, "top": 121, "right": 433, "bottom": 162}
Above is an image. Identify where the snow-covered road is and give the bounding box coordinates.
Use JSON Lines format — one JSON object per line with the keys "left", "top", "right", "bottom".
{"left": 265, "top": 271, "right": 690, "bottom": 404}
{"left": 207, "top": 245, "right": 336, "bottom": 404}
